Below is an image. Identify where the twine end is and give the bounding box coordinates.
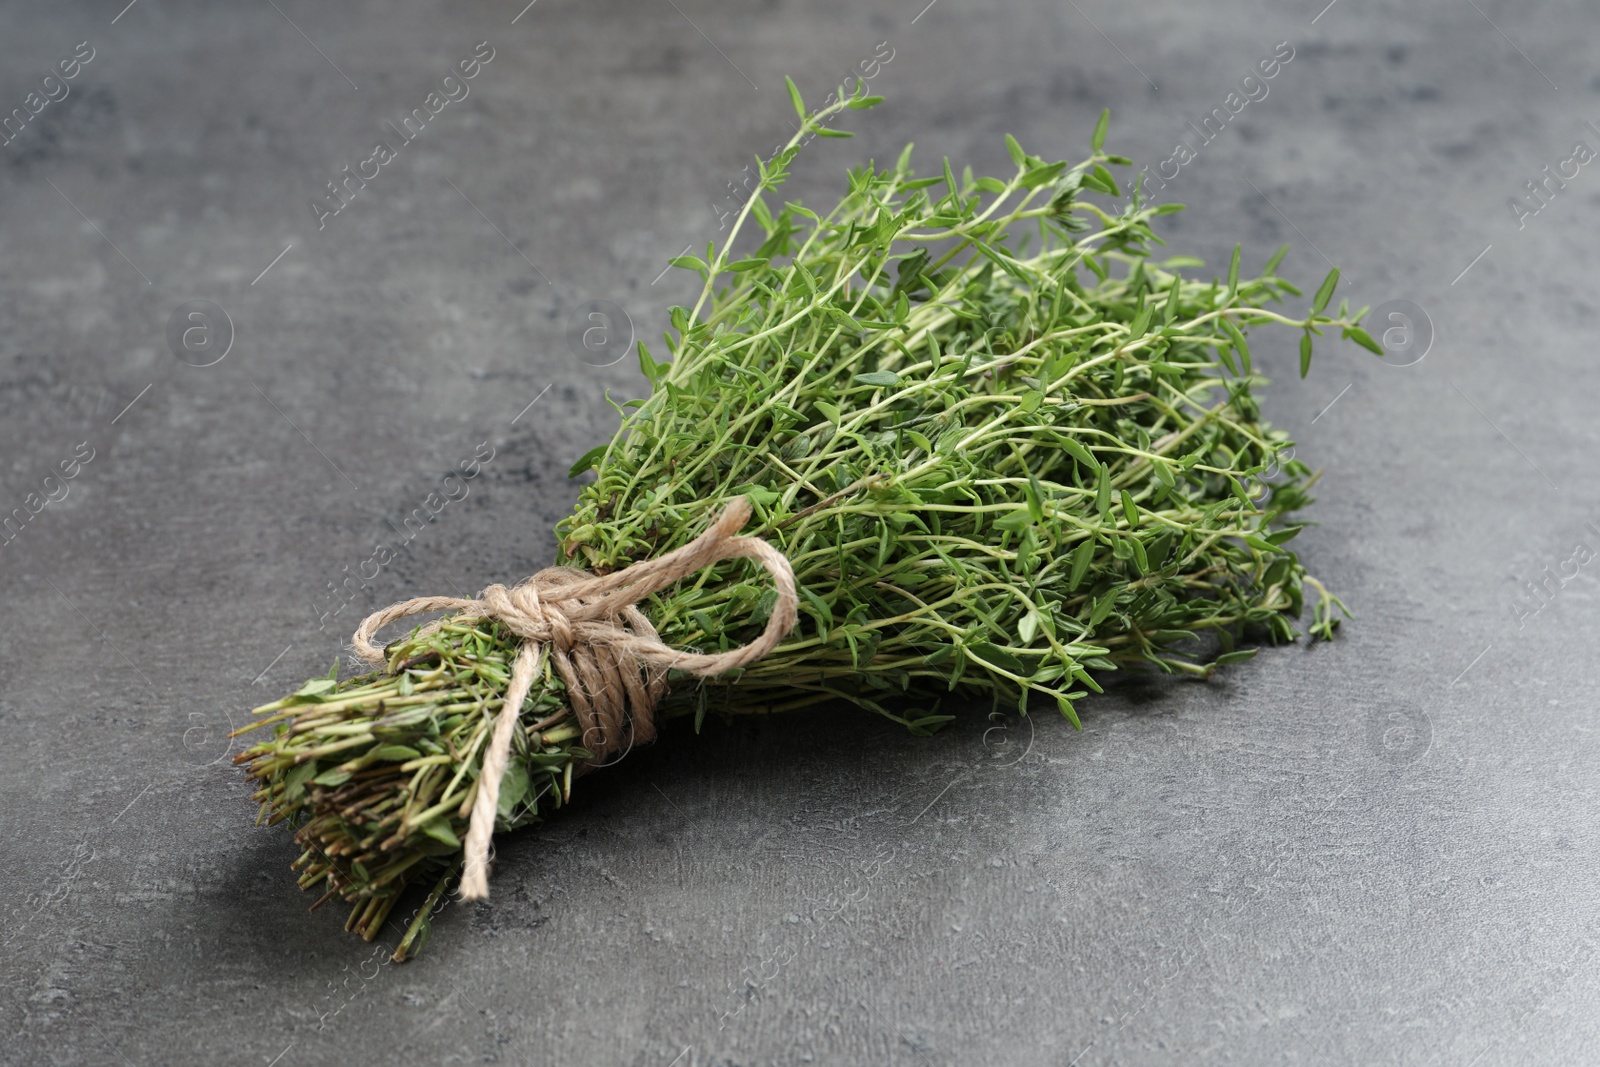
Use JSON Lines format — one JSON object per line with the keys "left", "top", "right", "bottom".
{"left": 716, "top": 496, "right": 754, "bottom": 535}
{"left": 458, "top": 866, "right": 489, "bottom": 901}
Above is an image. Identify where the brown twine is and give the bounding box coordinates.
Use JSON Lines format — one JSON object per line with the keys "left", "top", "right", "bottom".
{"left": 350, "top": 498, "right": 797, "bottom": 900}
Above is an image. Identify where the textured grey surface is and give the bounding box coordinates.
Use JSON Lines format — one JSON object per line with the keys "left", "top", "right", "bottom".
{"left": 3, "top": 0, "right": 1598, "bottom": 1064}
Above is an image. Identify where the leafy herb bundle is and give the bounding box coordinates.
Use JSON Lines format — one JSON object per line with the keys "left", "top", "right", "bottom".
{"left": 235, "top": 83, "right": 1369, "bottom": 960}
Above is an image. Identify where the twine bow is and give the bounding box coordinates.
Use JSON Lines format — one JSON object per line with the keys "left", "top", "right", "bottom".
{"left": 351, "top": 498, "right": 797, "bottom": 899}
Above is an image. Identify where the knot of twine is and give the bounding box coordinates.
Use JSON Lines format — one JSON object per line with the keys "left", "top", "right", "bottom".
{"left": 351, "top": 498, "right": 797, "bottom": 899}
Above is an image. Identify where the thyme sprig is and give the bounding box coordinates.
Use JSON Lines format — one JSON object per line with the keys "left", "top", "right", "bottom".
{"left": 234, "top": 83, "right": 1370, "bottom": 957}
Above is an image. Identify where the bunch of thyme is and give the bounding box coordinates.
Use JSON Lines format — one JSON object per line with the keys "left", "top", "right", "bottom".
{"left": 235, "top": 82, "right": 1374, "bottom": 959}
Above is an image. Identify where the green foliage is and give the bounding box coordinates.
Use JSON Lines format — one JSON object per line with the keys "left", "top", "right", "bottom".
{"left": 235, "top": 90, "right": 1364, "bottom": 956}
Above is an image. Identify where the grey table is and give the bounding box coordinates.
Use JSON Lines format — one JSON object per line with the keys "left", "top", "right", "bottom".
{"left": 3, "top": 1, "right": 1596, "bottom": 1064}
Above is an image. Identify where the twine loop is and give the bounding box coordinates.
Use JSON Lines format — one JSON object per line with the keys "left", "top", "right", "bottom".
{"left": 351, "top": 498, "right": 797, "bottom": 899}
